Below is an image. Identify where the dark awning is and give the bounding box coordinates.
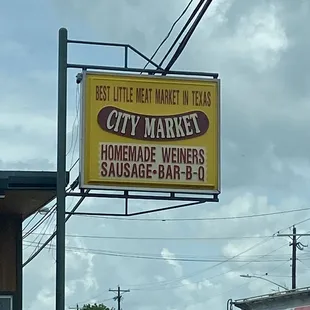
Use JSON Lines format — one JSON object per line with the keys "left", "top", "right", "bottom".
{"left": 0, "top": 171, "right": 69, "bottom": 219}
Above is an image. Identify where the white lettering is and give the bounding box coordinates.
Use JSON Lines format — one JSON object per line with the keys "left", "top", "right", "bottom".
{"left": 173, "top": 117, "right": 185, "bottom": 138}
{"left": 144, "top": 118, "right": 155, "bottom": 138}
{"left": 114, "top": 111, "right": 123, "bottom": 133}
{"left": 182, "top": 115, "right": 193, "bottom": 136}
{"left": 165, "top": 118, "right": 175, "bottom": 139}
{"left": 120, "top": 113, "right": 131, "bottom": 134}
{"left": 156, "top": 119, "right": 165, "bottom": 139}
{"left": 130, "top": 115, "right": 140, "bottom": 136}
{"left": 106, "top": 110, "right": 117, "bottom": 130}
{"left": 190, "top": 113, "right": 200, "bottom": 134}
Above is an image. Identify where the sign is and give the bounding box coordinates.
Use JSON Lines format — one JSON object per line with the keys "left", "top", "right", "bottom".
{"left": 0, "top": 296, "right": 12, "bottom": 310}
{"left": 80, "top": 72, "right": 220, "bottom": 193}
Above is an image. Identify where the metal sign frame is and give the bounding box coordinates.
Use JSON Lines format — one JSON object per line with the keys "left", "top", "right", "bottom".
{"left": 56, "top": 27, "right": 220, "bottom": 310}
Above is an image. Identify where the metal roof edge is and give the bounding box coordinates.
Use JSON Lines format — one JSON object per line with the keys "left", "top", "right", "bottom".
{"left": 0, "top": 171, "right": 70, "bottom": 190}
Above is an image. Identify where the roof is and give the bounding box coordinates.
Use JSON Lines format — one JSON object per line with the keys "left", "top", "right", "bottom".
{"left": 0, "top": 170, "right": 70, "bottom": 219}
{"left": 233, "top": 287, "right": 310, "bottom": 310}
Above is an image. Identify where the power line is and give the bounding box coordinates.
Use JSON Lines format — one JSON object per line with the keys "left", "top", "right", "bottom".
{"left": 27, "top": 232, "right": 274, "bottom": 241}
{"left": 22, "top": 189, "right": 90, "bottom": 267}
{"left": 23, "top": 204, "right": 310, "bottom": 269}
{"left": 142, "top": 0, "right": 195, "bottom": 70}
{"left": 23, "top": 211, "right": 39, "bottom": 232}
{"left": 23, "top": 204, "right": 56, "bottom": 239}
{"left": 24, "top": 222, "right": 299, "bottom": 292}
{"left": 24, "top": 209, "right": 56, "bottom": 255}
{"left": 158, "top": 0, "right": 206, "bottom": 68}
{"left": 163, "top": 0, "right": 215, "bottom": 74}
{"left": 74, "top": 206, "right": 310, "bottom": 222}
{"left": 201, "top": 260, "right": 290, "bottom": 305}
{"left": 129, "top": 244, "right": 291, "bottom": 292}
{"left": 23, "top": 240, "right": 295, "bottom": 263}
{"left": 22, "top": 178, "right": 79, "bottom": 240}
{"left": 124, "top": 222, "right": 301, "bottom": 290}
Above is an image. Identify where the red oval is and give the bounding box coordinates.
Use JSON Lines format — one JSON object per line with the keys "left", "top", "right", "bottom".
{"left": 97, "top": 106, "right": 209, "bottom": 141}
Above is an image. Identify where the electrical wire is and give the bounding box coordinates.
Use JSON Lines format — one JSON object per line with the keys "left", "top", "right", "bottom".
{"left": 158, "top": 0, "right": 206, "bottom": 68}
{"left": 200, "top": 259, "right": 291, "bottom": 305}
{"left": 135, "top": 243, "right": 290, "bottom": 292}
{"left": 66, "top": 84, "right": 80, "bottom": 159}
{"left": 22, "top": 212, "right": 39, "bottom": 232}
{"left": 69, "top": 158, "right": 79, "bottom": 172}
{"left": 127, "top": 244, "right": 290, "bottom": 292}
{"left": 69, "top": 85, "right": 80, "bottom": 169}
{"left": 23, "top": 240, "right": 293, "bottom": 263}
{"left": 123, "top": 220, "right": 307, "bottom": 290}
{"left": 23, "top": 190, "right": 90, "bottom": 267}
{"left": 74, "top": 206, "right": 310, "bottom": 222}
{"left": 23, "top": 84, "right": 81, "bottom": 240}
{"left": 24, "top": 236, "right": 295, "bottom": 260}
{"left": 163, "top": 0, "right": 214, "bottom": 74}
{"left": 28, "top": 232, "right": 275, "bottom": 241}
{"left": 22, "top": 179, "right": 79, "bottom": 241}
{"left": 23, "top": 204, "right": 56, "bottom": 239}
{"left": 298, "top": 259, "right": 310, "bottom": 270}
{"left": 23, "top": 215, "right": 306, "bottom": 292}
{"left": 142, "top": 0, "right": 195, "bottom": 70}
{"left": 24, "top": 209, "right": 56, "bottom": 252}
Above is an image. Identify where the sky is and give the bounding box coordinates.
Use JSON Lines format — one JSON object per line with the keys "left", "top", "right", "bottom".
{"left": 1, "top": 0, "right": 310, "bottom": 309}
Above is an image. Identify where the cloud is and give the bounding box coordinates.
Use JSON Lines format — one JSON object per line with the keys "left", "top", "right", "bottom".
{"left": 161, "top": 248, "right": 183, "bottom": 277}
{"left": 2, "top": 0, "right": 310, "bottom": 310}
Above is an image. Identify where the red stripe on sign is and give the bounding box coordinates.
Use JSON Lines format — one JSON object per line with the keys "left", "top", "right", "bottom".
{"left": 295, "top": 307, "right": 310, "bottom": 310}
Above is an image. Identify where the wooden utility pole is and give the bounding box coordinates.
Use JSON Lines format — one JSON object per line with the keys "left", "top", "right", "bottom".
{"left": 109, "top": 286, "right": 130, "bottom": 310}
{"left": 277, "top": 226, "right": 309, "bottom": 289}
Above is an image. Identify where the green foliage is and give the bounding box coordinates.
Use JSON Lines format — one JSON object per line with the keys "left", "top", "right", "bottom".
{"left": 81, "top": 303, "right": 112, "bottom": 310}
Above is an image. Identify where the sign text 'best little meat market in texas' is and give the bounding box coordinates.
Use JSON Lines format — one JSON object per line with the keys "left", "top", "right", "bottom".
{"left": 81, "top": 72, "right": 220, "bottom": 193}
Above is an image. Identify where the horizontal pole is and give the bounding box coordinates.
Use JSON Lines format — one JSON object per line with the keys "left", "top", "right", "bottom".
{"left": 67, "top": 39, "right": 129, "bottom": 48}
{"left": 66, "top": 200, "right": 205, "bottom": 217}
{"left": 66, "top": 191, "right": 215, "bottom": 202}
{"left": 67, "top": 63, "right": 219, "bottom": 78}
{"left": 67, "top": 40, "right": 163, "bottom": 70}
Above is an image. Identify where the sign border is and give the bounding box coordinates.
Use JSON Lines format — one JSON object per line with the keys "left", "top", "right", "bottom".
{"left": 79, "top": 70, "right": 221, "bottom": 194}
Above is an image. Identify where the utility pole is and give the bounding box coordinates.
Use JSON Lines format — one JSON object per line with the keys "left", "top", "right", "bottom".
{"left": 109, "top": 286, "right": 130, "bottom": 310}
{"left": 292, "top": 226, "right": 297, "bottom": 289}
{"left": 277, "top": 226, "right": 309, "bottom": 289}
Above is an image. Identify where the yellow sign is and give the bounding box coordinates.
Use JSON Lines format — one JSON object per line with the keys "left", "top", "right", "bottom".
{"left": 80, "top": 72, "right": 220, "bottom": 193}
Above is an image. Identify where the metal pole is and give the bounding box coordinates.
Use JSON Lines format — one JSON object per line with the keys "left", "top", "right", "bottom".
{"left": 118, "top": 286, "right": 121, "bottom": 310}
{"left": 56, "top": 27, "right": 68, "bottom": 310}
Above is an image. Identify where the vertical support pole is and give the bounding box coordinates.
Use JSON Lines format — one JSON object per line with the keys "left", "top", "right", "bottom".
{"left": 124, "top": 46, "right": 128, "bottom": 68}
{"left": 124, "top": 191, "right": 129, "bottom": 215}
{"left": 292, "top": 226, "right": 297, "bottom": 289}
{"left": 117, "top": 286, "right": 121, "bottom": 310}
{"left": 15, "top": 216, "right": 22, "bottom": 310}
{"left": 56, "top": 27, "right": 68, "bottom": 310}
